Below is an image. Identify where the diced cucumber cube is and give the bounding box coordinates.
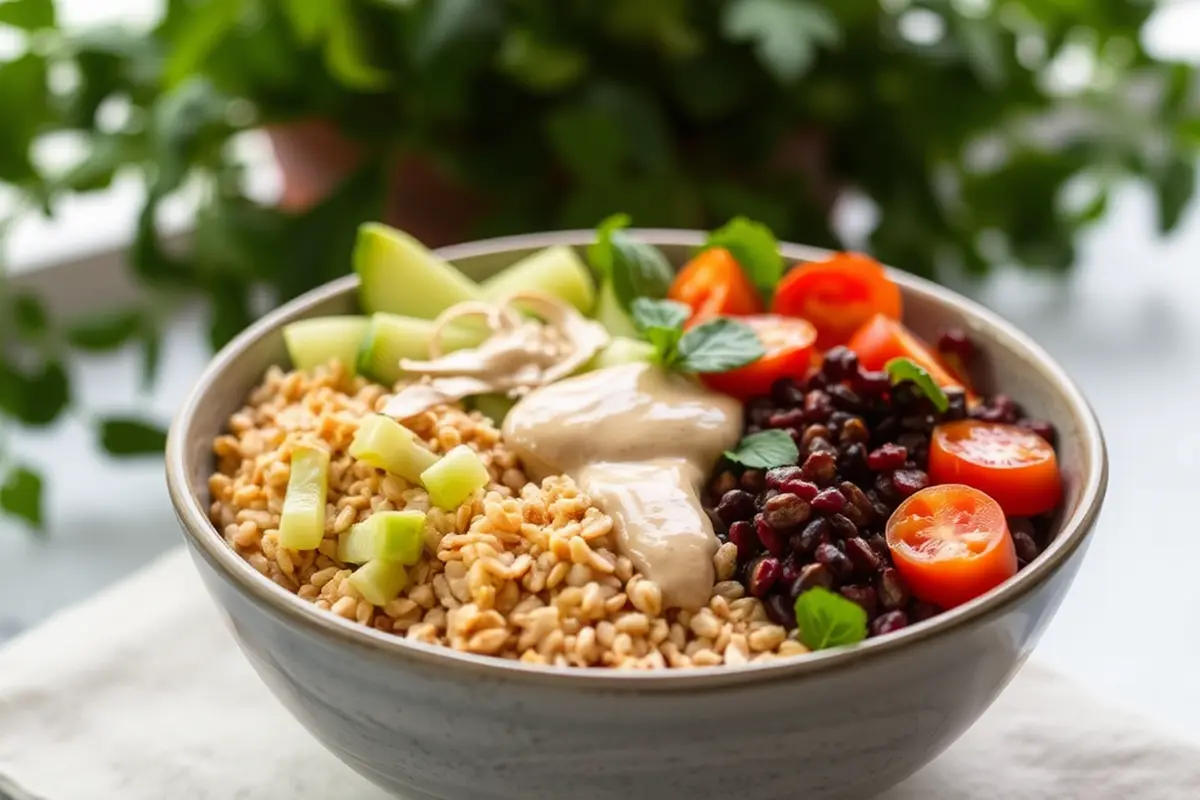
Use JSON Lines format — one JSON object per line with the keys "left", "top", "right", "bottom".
{"left": 354, "top": 223, "right": 483, "bottom": 317}
{"left": 278, "top": 445, "right": 330, "bottom": 550}
{"left": 420, "top": 444, "right": 490, "bottom": 510}
{"left": 585, "top": 336, "right": 656, "bottom": 372}
{"left": 349, "top": 415, "right": 439, "bottom": 483}
{"left": 481, "top": 245, "right": 596, "bottom": 314}
{"left": 283, "top": 316, "right": 371, "bottom": 374}
{"left": 357, "top": 313, "right": 485, "bottom": 385}
{"left": 348, "top": 559, "right": 409, "bottom": 606}
{"left": 338, "top": 510, "right": 426, "bottom": 566}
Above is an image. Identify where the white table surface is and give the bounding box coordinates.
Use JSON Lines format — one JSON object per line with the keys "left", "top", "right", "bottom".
{"left": 3, "top": 0, "right": 1200, "bottom": 751}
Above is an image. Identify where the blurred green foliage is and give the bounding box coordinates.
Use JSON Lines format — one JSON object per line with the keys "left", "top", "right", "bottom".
{"left": 0, "top": 0, "right": 1196, "bottom": 530}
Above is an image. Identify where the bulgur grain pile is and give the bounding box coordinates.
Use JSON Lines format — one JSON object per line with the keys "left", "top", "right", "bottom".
{"left": 208, "top": 361, "right": 807, "bottom": 668}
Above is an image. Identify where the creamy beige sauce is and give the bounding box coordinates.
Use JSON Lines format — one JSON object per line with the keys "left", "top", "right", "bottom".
{"left": 503, "top": 363, "right": 743, "bottom": 609}
{"left": 383, "top": 292, "right": 609, "bottom": 420}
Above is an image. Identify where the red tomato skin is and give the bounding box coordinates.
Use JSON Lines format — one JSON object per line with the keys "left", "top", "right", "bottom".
{"left": 928, "top": 422, "right": 1062, "bottom": 517}
{"left": 771, "top": 252, "right": 902, "bottom": 350}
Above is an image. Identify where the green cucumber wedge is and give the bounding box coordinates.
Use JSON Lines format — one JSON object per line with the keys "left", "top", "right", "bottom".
{"left": 354, "top": 223, "right": 483, "bottom": 317}
{"left": 586, "top": 336, "right": 656, "bottom": 371}
{"left": 348, "top": 559, "right": 409, "bottom": 606}
{"left": 338, "top": 510, "right": 426, "bottom": 566}
{"left": 592, "top": 280, "right": 639, "bottom": 338}
{"left": 283, "top": 316, "right": 370, "bottom": 374}
{"left": 349, "top": 415, "right": 440, "bottom": 484}
{"left": 470, "top": 393, "right": 517, "bottom": 426}
{"left": 278, "top": 445, "right": 330, "bottom": 551}
{"left": 357, "top": 313, "right": 486, "bottom": 386}
{"left": 420, "top": 445, "right": 490, "bottom": 510}
{"left": 480, "top": 245, "right": 596, "bottom": 314}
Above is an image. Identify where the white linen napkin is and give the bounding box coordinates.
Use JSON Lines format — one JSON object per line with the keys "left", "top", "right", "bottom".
{"left": 1, "top": 548, "right": 1196, "bottom": 800}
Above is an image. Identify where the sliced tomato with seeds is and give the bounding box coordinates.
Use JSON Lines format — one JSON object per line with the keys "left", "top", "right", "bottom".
{"left": 929, "top": 420, "right": 1062, "bottom": 517}
{"left": 885, "top": 484, "right": 1017, "bottom": 609}
{"left": 669, "top": 247, "right": 763, "bottom": 326}
{"left": 700, "top": 314, "right": 817, "bottom": 400}
{"left": 771, "top": 252, "right": 902, "bottom": 349}
{"left": 847, "top": 313, "right": 969, "bottom": 393}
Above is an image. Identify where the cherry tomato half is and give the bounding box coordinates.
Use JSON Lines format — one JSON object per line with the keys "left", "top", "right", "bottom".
{"left": 929, "top": 420, "right": 1062, "bottom": 517}
{"left": 701, "top": 314, "right": 817, "bottom": 400}
{"left": 885, "top": 484, "right": 1017, "bottom": 609}
{"left": 846, "top": 313, "right": 966, "bottom": 392}
{"left": 771, "top": 252, "right": 902, "bottom": 350}
{"left": 669, "top": 247, "right": 764, "bottom": 326}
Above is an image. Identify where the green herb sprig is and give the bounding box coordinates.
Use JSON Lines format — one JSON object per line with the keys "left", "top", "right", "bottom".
{"left": 885, "top": 357, "right": 950, "bottom": 412}
{"left": 794, "top": 587, "right": 869, "bottom": 650}
{"left": 630, "top": 298, "right": 764, "bottom": 374}
{"left": 724, "top": 429, "right": 798, "bottom": 469}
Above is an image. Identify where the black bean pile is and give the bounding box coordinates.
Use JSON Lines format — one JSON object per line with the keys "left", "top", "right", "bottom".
{"left": 704, "top": 334, "right": 1057, "bottom": 638}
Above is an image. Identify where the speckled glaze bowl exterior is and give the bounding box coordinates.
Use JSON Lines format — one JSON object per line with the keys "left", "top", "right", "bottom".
{"left": 166, "top": 231, "right": 1107, "bottom": 800}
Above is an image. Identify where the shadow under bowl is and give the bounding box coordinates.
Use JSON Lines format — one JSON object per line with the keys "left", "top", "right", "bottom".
{"left": 166, "top": 230, "right": 1107, "bottom": 800}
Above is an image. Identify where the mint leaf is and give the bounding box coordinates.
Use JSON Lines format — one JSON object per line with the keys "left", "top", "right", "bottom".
{"left": 588, "top": 214, "right": 674, "bottom": 311}
{"left": 0, "top": 466, "right": 43, "bottom": 531}
{"left": 885, "top": 357, "right": 949, "bottom": 413}
{"left": 703, "top": 216, "right": 783, "bottom": 297}
{"left": 722, "top": 0, "right": 840, "bottom": 84}
{"left": 724, "top": 430, "right": 798, "bottom": 469}
{"left": 98, "top": 418, "right": 168, "bottom": 457}
{"left": 631, "top": 297, "right": 689, "bottom": 331}
{"left": 677, "top": 317, "right": 764, "bottom": 373}
{"left": 793, "top": 587, "right": 868, "bottom": 650}
{"left": 67, "top": 310, "right": 145, "bottom": 352}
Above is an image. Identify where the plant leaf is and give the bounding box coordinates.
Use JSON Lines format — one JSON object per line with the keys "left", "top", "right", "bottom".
{"left": 325, "top": 5, "right": 390, "bottom": 90}
{"left": 885, "top": 357, "right": 949, "bottom": 412}
{"left": 11, "top": 292, "right": 48, "bottom": 341}
{"left": 0, "top": 0, "right": 53, "bottom": 30}
{"left": 722, "top": 0, "right": 840, "bottom": 83}
{"left": 67, "top": 310, "right": 146, "bottom": 352}
{"left": 98, "top": 418, "right": 168, "bottom": 457}
{"left": 677, "top": 317, "right": 764, "bottom": 373}
{"left": 498, "top": 28, "right": 586, "bottom": 93}
{"left": 1155, "top": 157, "right": 1195, "bottom": 235}
{"left": 724, "top": 430, "right": 799, "bottom": 469}
{"left": 793, "top": 587, "right": 868, "bottom": 650}
{"left": 0, "top": 466, "right": 43, "bottom": 531}
{"left": 587, "top": 213, "right": 632, "bottom": 278}
{"left": 703, "top": 216, "right": 784, "bottom": 297}
{"left": 164, "top": 0, "right": 242, "bottom": 87}
{"left": 630, "top": 297, "right": 690, "bottom": 331}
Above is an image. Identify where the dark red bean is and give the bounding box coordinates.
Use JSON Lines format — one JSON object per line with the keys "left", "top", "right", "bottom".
{"left": 795, "top": 518, "right": 829, "bottom": 552}
{"left": 839, "top": 417, "right": 870, "bottom": 445}
{"left": 779, "top": 557, "right": 804, "bottom": 586}
{"left": 891, "top": 469, "right": 930, "bottom": 497}
{"left": 936, "top": 328, "right": 975, "bottom": 361}
{"left": 767, "top": 408, "right": 807, "bottom": 429}
{"left": 1017, "top": 417, "right": 1056, "bottom": 445}
{"left": 900, "top": 414, "right": 936, "bottom": 433}
{"left": 840, "top": 482, "right": 876, "bottom": 527}
{"left": 740, "top": 469, "right": 766, "bottom": 493}
{"left": 746, "top": 396, "right": 777, "bottom": 426}
{"left": 716, "top": 490, "right": 757, "bottom": 526}
{"left": 728, "top": 521, "right": 758, "bottom": 558}
{"left": 803, "top": 390, "right": 834, "bottom": 422}
{"left": 755, "top": 516, "right": 788, "bottom": 556}
{"left": 710, "top": 471, "right": 738, "bottom": 498}
{"left": 867, "top": 443, "right": 908, "bottom": 471}
{"left": 870, "top": 610, "right": 909, "bottom": 636}
{"left": 854, "top": 369, "right": 892, "bottom": 396}
{"left": 801, "top": 451, "right": 838, "bottom": 485}
{"left": 790, "top": 563, "right": 834, "bottom": 597}
{"left": 765, "top": 466, "right": 803, "bottom": 489}
{"left": 806, "top": 436, "right": 837, "bottom": 455}
{"left": 779, "top": 477, "right": 819, "bottom": 502}
{"left": 826, "top": 383, "right": 863, "bottom": 412}
{"left": 747, "top": 556, "right": 781, "bottom": 597}
{"left": 761, "top": 493, "right": 811, "bottom": 531}
{"left": 814, "top": 542, "right": 853, "bottom": 580}
{"left": 771, "top": 378, "right": 806, "bottom": 407}
{"left": 837, "top": 442, "right": 869, "bottom": 479}
{"left": 1012, "top": 530, "right": 1040, "bottom": 564}
{"left": 839, "top": 585, "right": 878, "bottom": 618}
{"left": 876, "top": 568, "right": 909, "bottom": 610}
{"left": 764, "top": 593, "right": 796, "bottom": 628}
{"left": 943, "top": 389, "right": 968, "bottom": 421}
{"left": 827, "top": 513, "right": 859, "bottom": 540}
{"left": 910, "top": 601, "right": 940, "bottom": 622}
{"left": 845, "top": 536, "right": 881, "bottom": 573}
{"left": 812, "top": 487, "right": 847, "bottom": 514}
{"left": 801, "top": 424, "right": 833, "bottom": 451}
{"left": 867, "top": 534, "right": 890, "bottom": 561}
{"left": 820, "top": 346, "right": 859, "bottom": 381}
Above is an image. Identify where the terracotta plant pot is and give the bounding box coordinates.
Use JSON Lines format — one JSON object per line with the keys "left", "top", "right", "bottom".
{"left": 265, "top": 119, "right": 489, "bottom": 248}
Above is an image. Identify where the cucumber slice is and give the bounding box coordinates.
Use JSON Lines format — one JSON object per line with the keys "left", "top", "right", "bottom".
{"left": 348, "top": 559, "right": 409, "bottom": 606}
{"left": 349, "top": 415, "right": 440, "bottom": 483}
{"left": 420, "top": 444, "right": 490, "bottom": 510}
{"left": 481, "top": 245, "right": 596, "bottom": 314}
{"left": 338, "top": 510, "right": 426, "bottom": 566}
{"left": 357, "top": 313, "right": 486, "bottom": 385}
{"left": 587, "top": 337, "right": 656, "bottom": 371}
{"left": 592, "top": 281, "right": 639, "bottom": 338}
{"left": 470, "top": 393, "right": 516, "bottom": 426}
{"left": 283, "top": 316, "right": 370, "bottom": 374}
{"left": 278, "top": 445, "right": 330, "bottom": 551}
{"left": 354, "top": 223, "right": 483, "bottom": 317}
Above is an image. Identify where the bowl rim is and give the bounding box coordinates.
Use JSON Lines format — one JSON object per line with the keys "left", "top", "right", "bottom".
{"left": 166, "top": 228, "right": 1108, "bottom": 691}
